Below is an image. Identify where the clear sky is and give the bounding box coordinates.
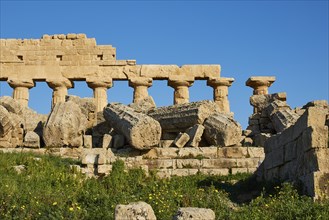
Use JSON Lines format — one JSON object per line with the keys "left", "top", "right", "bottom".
{"left": 0, "top": 1, "right": 328, "bottom": 129}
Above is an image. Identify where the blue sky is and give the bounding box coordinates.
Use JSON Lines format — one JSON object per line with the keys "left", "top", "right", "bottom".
{"left": 0, "top": 1, "right": 328, "bottom": 129}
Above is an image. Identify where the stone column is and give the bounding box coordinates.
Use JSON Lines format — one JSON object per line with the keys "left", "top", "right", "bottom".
{"left": 246, "top": 76, "right": 276, "bottom": 95}
{"left": 87, "top": 78, "right": 113, "bottom": 112}
{"left": 7, "top": 78, "right": 35, "bottom": 107}
{"left": 207, "top": 77, "right": 234, "bottom": 113}
{"left": 47, "top": 78, "right": 73, "bottom": 108}
{"left": 128, "top": 77, "right": 153, "bottom": 103}
{"left": 168, "top": 76, "right": 194, "bottom": 105}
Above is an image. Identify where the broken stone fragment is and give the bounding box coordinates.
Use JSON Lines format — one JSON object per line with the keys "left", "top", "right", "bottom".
{"left": 185, "top": 124, "right": 205, "bottom": 147}
{"left": 148, "top": 100, "right": 219, "bottom": 132}
{"left": 103, "top": 103, "right": 161, "bottom": 150}
{"left": 128, "top": 95, "right": 156, "bottom": 113}
{"left": 0, "top": 105, "right": 13, "bottom": 137}
{"left": 173, "top": 207, "right": 215, "bottom": 220}
{"left": 43, "top": 101, "right": 87, "bottom": 147}
{"left": 23, "top": 131, "right": 40, "bottom": 148}
{"left": 115, "top": 201, "right": 156, "bottom": 220}
{"left": 173, "top": 132, "right": 190, "bottom": 148}
{"left": 203, "top": 113, "right": 242, "bottom": 147}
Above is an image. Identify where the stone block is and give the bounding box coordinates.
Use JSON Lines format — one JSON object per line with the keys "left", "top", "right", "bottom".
{"left": 177, "top": 147, "right": 203, "bottom": 158}
{"left": 253, "top": 133, "right": 272, "bottom": 147}
{"left": 173, "top": 207, "right": 215, "bottom": 220}
{"left": 115, "top": 201, "right": 156, "bottom": 220}
{"left": 222, "top": 146, "right": 248, "bottom": 158}
{"left": 236, "top": 158, "right": 261, "bottom": 169}
{"left": 199, "top": 147, "right": 218, "bottom": 159}
{"left": 284, "top": 141, "right": 297, "bottom": 162}
{"left": 202, "top": 158, "right": 237, "bottom": 169}
{"left": 145, "top": 159, "right": 176, "bottom": 169}
{"left": 176, "top": 159, "right": 202, "bottom": 169}
{"left": 97, "top": 165, "right": 112, "bottom": 174}
{"left": 264, "top": 146, "right": 284, "bottom": 169}
{"left": 185, "top": 124, "right": 205, "bottom": 147}
{"left": 199, "top": 168, "right": 229, "bottom": 176}
{"left": 102, "top": 134, "right": 112, "bottom": 149}
{"left": 156, "top": 169, "right": 172, "bottom": 179}
{"left": 173, "top": 132, "right": 190, "bottom": 148}
{"left": 23, "top": 131, "right": 40, "bottom": 148}
{"left": 155, "top": 148, "right": 178, "bottom": 159}
{"left": 247, "top": 147, "right": 265, "bottom": 158}
{"left": 172, "top": 169, "right": 190, "bottom": 177}
{"left": 83, "top": 135, "right": 92, "bottom": 149}
{"left": 231, "top": 168, "right": 249, "bottom": 174}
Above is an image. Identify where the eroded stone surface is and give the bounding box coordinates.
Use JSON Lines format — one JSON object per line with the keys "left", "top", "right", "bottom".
{"left": 115, "top": 201, "right": 156, "bottom": 220}
{"left": 173, "top": 207, "right": 215, "bottom": 220}
{"left": 104, "top": 103, "right": 161, "bottom": 150}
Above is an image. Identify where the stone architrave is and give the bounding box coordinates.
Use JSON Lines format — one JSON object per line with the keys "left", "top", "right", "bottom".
{"left": 87, "top": 78, "right": 113, "bottom": 112}
{"left": 168, "top": 76, "right": 194, "bottom": 104}
{"left": 128, "top": 77, "right": 153, "bottom": 103}
{"left": 148, "top": 100, "right": 219, "bottom": 132}
{"left": 246, "top": 76, "right": 276, "bottom": 95}
{"left": 47, "top": 78, "right": 73, "bottom": 108}
{"left": 43, "top": 101, "right": 87, "bottom": 147}
{"left": 7, "top": 78, "right": 35, "bottom": 107}
{"left": 203, "top": 113, "right": 242, "bottom": 147}
{"left": 115, "top": 201, "right": 156, "bottom": 220}
{"left": 103, "top": 103, "right": 161, "bottom": 150}
{"left": 207, "top": 77, "right": 234, "bottom": 113}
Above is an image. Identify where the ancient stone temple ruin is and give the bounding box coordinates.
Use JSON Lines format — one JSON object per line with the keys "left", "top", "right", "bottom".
{"left": 0, "top": 34, "right": 328, "bottom": 200}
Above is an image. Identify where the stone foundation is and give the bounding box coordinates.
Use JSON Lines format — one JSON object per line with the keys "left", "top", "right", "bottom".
{"left": 0, "top": 146, "right": 264, "bottom": 178}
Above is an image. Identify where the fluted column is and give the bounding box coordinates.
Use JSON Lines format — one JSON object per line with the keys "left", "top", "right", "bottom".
{"left": 47, "top": 78, "right": 73, "bottom": 108}
{"left": 168, "top": 76, "right": 194, "bottom": 105}
{"left": 87, "top": 78, "right": 113, "bottom": 112}
{"left": 246, "top": 76, "right": 276, "bottom": 95}
{"left": 7, "top": 78, "right": 35, "bottom": 107}
{"left": 128, "top": 77, "right": 153, "bottom": 103}
{"left": 207, "top": 77, "right": 234, "bottom": 113}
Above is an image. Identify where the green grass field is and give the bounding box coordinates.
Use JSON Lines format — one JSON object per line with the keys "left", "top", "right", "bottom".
{"left": 0, "top": 152, "right": 328, "bottom": 220}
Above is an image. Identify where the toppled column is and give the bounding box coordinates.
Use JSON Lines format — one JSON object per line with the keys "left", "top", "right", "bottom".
{"left": 47, "top": 78, "right": 73, "bottom": 108}
{"left": 168, "top": 76, "right": 194, "bottom": 104}
{"left": 7, "top": 78, "right": 35, "bottom": 107}
{"left": 207, "top": 77, "right": 234, "bottom": 113}
{"left": 148, "top": 100, "right": 219, "bottom": 132}
{"left": 128, "top": 77, "right": 153, "bottom": 103}
{"left": 87, "top": 78, "right": 112, "bottom": 112}
{"left": 246, "top": 76, "right": 275, "bottom": 95}
{"left": 103, "top": 103, "right": 161, "bottom": 150}
{"left": 203, "top": 113, "right": 242, "bottom": 147}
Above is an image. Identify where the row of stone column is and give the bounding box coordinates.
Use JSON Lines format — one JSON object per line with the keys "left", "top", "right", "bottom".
{"left": 6, "top": 76, "right": 274, "bottom": 114}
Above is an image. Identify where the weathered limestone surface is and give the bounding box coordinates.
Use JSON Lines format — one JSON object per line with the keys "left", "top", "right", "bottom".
{"left": 128, "top": 95, "right": 156, "bottom": 113}
{"left": 0, "top": 105, "right": 13, "bottom": 137}
{"left": 207, "top": 77, "right": 234, "bottom": 113}
{"left": 103, "top": 103, "right": 161, "bottom": 150}
{"left": 23, "top": 131, "right": 40, "bottom": 148}
{"left": 173, "top": 207, "right": 215, "bottom": 220}
{"left": 43, "top": 101, "right": 87, "bottom": 147}
{"left": 246, "top": 76, "right": 276, "bottom": 95}
{"left": 261, "top": 101, "right": 329, "bottom": 200}
{"left": 185, "top": 124, "right": 205, "bottom": 147}
{"left": 203, "top": 113, "right": 242, "bottom": 147}
{"left": 173, "top": 133, "right": 190, "bottom": 148}
{"left": 115, "top": 201, "right": 156, "bottom": 220}
{"left": 148, "top": 101, "right": 219, "bottom": 132}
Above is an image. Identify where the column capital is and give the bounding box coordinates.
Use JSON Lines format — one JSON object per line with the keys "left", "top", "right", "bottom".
{"left": 86, "top": 78, "right": 113, "bottom": 89}
{"left": 128, "top": 77, "right": 153, "bottom": 88}
{"left": 207, "top": 77, "right": 234, "bottom": 87}
{"left": 246, "top": 76, "right": 276, "bottom": 95}
{"left": 168, "top": 76, "right": 194, "bottom": 88}
{"left": 46, "top": 78, "right": 74, "bottom": 89}
{"left": 7, "top": 78, "right": 35, "bottom": 89}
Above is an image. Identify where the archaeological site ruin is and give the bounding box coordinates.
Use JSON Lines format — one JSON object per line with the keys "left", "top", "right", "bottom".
{"left": 0, "top": 34, "right": 328, "bottom": 200}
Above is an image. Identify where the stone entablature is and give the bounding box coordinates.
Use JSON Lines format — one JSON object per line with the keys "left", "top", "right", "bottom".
{"left": 0, "top": 34, "right": 228, "bottom": 112}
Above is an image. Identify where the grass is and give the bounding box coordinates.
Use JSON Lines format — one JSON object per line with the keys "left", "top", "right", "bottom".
{"left": 0, "top": 152, "right": 328, "bottom": 220}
